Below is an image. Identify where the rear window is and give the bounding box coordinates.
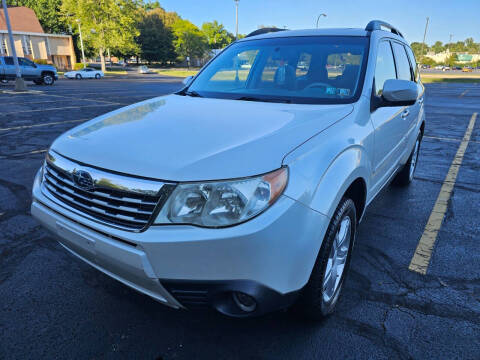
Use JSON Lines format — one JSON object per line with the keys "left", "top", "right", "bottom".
{"left": 3, "top": 57, "right": 14, "bottom": 65}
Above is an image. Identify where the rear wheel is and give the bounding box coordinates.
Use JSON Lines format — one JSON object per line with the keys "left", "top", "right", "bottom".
{"left": 296, "top": 197, "right": 356, "bottom": 320}
{"left": 393, "top": 134, "right": 421, "bottom": 186}
{"left": 75, "top": 74, "right": 82, "bottom": 80}
{"left": 95, "top": 73, "right": 101, "bottom": 79}
{"left": 42, "top": 73, "right": 54, "bottom": 85}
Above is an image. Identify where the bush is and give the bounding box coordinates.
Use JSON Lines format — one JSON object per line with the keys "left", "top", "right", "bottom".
{"left": 34, "top": 59, "right": 49, "bottom": 65}
{"left": 74, "top": 63, "right": 89, "bottom": 70}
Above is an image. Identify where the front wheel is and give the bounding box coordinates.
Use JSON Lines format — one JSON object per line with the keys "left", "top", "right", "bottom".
{"left": 296, "top": 197, "right": 356, "bottom": 320}
{"left": 75, "top": 74, "right": 82, "bottom": 80}
{"left": 393, "top": 134, "right": 421, "bottom": 186}
{"left": 42, "top": 73, "right": 54, "bottom": 85}
{"left": 95, "top": 73, "right": 101, "bottom": 79}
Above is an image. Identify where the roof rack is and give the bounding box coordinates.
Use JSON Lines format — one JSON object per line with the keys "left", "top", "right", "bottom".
{"left": 245, "top": 27, "right": 287, "bottom": 38}
{"left": 365, "top": 20, "right": 404, "bottom": 38}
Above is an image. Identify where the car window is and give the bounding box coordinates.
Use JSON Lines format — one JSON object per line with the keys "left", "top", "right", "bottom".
{"left": 405, "top": 45, "right": 419, "bottom": 82}
{"left": 19, "top": 58, "right": 35, "bottom": 67}
{"left": 374, "top": 41, "right": 396, "bottom": 96}
{"left": 4, "top": 57, "right": 14, "bottom": 65}
{"left": 209, "top": 49, "right": 258, "bottom": 89}
{"left": 392, "top": 42, "right": 413, "bottom": 81}
{"left": 188, "top": 36, "right": 368, "bottom": 104}
{"left": 84, "top": 68, "right": 93, "bottom": 72}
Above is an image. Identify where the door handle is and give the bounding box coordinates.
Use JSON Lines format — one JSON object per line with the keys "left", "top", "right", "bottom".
{"left": 401, "top": 110, "right": 410, "bottom": 119}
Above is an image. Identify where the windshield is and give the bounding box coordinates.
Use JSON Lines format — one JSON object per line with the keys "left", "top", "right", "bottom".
{"left": 185, "top": 36, "right": 369, "bottom": 104}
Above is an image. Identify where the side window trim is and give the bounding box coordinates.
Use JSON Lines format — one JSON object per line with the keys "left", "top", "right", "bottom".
{"left": 391, "top": 40, "right": 415, "bottom": 82}
{"left": 404, "top": 45, "right": 419, "bottom": 83}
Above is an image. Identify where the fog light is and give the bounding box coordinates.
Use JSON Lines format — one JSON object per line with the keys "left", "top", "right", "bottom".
{"left": 232, "top": 292, "right": 257, "bottom": 312}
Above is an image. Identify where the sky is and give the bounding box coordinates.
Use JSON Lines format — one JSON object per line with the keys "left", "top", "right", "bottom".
{"left": 155, "top": 0, "right": 480, "bottom": 45}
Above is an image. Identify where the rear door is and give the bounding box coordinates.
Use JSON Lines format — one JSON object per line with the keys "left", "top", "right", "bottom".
{"left": 370, "top": 40, "right": 405, "bottom": 193}
{"left": 3, "top": 56, "right": 17, "bottom": 79}
{"left": 391, "top": 42, "right": 419, "bottom": 155}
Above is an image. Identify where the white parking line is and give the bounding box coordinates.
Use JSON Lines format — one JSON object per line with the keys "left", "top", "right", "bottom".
{"left": 0, "top": 103, "right": 119, "bottom": 116}
{"left": 424, "top": 135, "right": 480, "bottom": 145}
{"left": 409, "top": 112, "right": 477, "bottom": 274}
{"left": 0, "top": 148, "right": 47, "bottom": 159}
{"left": 0, "top": 118, "right": 88, "bottom": 132}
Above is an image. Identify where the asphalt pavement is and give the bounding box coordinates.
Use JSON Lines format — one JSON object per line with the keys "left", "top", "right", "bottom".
{"left": 0, "top": 76, "right": 479, "bottom": 359}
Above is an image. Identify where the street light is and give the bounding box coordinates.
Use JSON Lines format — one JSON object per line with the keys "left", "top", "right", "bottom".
{"left": 76, "top": 19, "right": 86, "bottom": 69}
{"left": 316, "top": 13, "right": 327, "bottom": 29}
{"left": 234, "top": 0, "right": 239, "bottom": 40}
{"left": 2, "top": 0, "right": 26, "bottom": 91}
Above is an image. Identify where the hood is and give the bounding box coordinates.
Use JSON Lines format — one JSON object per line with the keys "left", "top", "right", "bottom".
{"left": 51, "top": 95, "right": 353, "bottom": 181}
{"left": 37, "top": 64, "right": 57, "bottom": 72}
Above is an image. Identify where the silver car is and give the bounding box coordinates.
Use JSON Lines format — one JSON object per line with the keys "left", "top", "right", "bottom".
{"left": 31, "top": 20, "right": 425, "bottom": 318}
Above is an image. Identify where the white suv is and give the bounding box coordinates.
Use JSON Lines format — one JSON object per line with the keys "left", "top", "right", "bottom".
{"left": 31, "top": 21, "right": 425, "bottom": 318}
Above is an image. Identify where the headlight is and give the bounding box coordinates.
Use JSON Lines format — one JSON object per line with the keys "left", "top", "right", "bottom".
{"left": 155, "top": 167, "right": 288, "bottom": 227}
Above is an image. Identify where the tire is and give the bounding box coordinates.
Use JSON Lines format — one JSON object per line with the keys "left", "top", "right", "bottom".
{"left": 75, "top": 74, "right": 82, "bottom": 80}
{"left": 33, "top": 79, "right": 43, "bottom": 85}
{"left": 42, "top": 73, "right": 54, "bottom": 85}
{"left": 95, "top": 73, "right": 101, "bottom": 79}
{"left": 296, "top": 197, "right": 357, "bottom": 320}
{"left": 392, "top": 134, "right": 421, "bottom": 187}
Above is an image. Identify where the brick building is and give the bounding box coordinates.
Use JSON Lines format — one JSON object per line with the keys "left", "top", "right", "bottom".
{"left": 0, "top": 6, "right": 76, "bottom": 69}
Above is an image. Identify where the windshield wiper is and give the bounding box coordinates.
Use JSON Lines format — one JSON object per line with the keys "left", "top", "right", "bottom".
{"left": 184, "top": 90, "right": 203, "bottom": 98}
{"left": 236, "top": 96, "right": 291, "bottom": 104}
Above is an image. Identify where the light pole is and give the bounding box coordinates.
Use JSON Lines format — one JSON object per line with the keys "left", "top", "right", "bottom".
{"left": 234, "top": 0, "right": 239, "bottom": 40}
{"left": 316, "top": 13, "right": 327, "bottom": 28}
{"left": 76, "top": 19, "right": 86, "bottom": 68}
{"left": 2, "top": 0, "right": 26, "bottom": 91}
{"left": 420, "top": 17, "right": 429, "bottom": 63}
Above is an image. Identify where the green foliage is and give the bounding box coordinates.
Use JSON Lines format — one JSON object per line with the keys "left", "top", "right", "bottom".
{"left": 410, "top": 42, "right": 429, "bottom": 59}
{"left": 419, "top": 57, "right": 436, "bottom": 66}
{"left": 138, "top": 8, "right": 176, "bottom": 63}
{"left": 73, "top": 62, "right": 88, "bottom": 70}
{"left": 172, "top": 19, "right": 207, "bottom": 60}
{"left": 61, "top": 0, "right": 141, "bottom": 70}
{"left": 201, "top": 21, "right": 234, "bottom": 49}
{"left": 431, "top": 41, "right": 444, "bottom": 54}
{"left": 34, "top": 59, "right": 48, "bottom": 65}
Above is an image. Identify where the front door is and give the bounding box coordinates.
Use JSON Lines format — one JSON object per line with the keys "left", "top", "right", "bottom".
{"left": 369, "top": 40, "right": 405, "bottom": 195}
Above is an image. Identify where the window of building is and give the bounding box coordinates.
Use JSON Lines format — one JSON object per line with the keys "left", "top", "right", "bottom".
{"left": 22, "top": 35, "right": 32, "bottom": 55}
{"left": 1, "top": 35, "right": 7, "bottom": 55}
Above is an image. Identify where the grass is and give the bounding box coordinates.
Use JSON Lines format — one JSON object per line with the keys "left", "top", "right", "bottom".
{"left": 153, "top": 68, "right": 200, "bottom": 77}
{"left": 420, "top": 72, "right": 480, "bottom": 83}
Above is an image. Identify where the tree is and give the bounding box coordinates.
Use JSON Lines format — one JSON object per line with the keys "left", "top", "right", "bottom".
{"left": 410, "top": 42, "right": 429, "bottom": 59}
{"left": 172, "top": 19, "right": 207, "bottom": 62}
{"left": 7, "top": 0, "right": 68, "bottom": 33}
{"left": 61, "top": 0, "right": 141, "bottom": 72}
{"left": 431, "top": 41, "right": 444, "bottom": 54}
{"left": 201, "top": 21, "right": 234, "bottom": 49}
{"left": 138, "top": 8, "right": 176, "bottom": 64}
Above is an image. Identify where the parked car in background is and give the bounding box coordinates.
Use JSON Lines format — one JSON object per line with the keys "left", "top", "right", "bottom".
{"left": 138, "top": 65, "right": 151, "bottom": 74}
{"left": 64, "top": 68, "right": 104, "bottom": 80}
{"left": 462, "top": 66, "right": 473, "bottom": 72}
{"left": 0, "top": 56, "right": 58, "bottom": 85}
{"left": 442, "top": 66, "right": 451, "bottom": 71}
{"left": 32, "top": 21, "right": 425, "bottom": 319}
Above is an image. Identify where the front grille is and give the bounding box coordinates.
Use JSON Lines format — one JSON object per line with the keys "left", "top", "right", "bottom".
{"left": 42, "top": 151, "right": 173, "bottom": 231}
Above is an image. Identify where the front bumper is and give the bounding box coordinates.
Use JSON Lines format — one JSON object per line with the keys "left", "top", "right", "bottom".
{"left": 31, "top": 169, "right": 330, "bottom": 315}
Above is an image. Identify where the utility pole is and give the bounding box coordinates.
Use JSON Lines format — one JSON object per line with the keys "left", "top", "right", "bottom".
{"left": 316, "top": 13, "right": 327, "bottom": 29}
{"left": 449, "top": 34, "right": 453, "bottom": 52}
{"left": 234, "top": 0, "right": 239, "bottom": 40}
{"left": 76, "top": 19, "right": 86, "bottom": 68}
{"left": 2, "top": 0, "right": 27, "bottom": 91}
{"left": 420, "top": 17, "right": 429, "bottom": 63}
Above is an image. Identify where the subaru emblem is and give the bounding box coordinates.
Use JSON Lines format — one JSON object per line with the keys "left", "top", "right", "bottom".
{"left": 72, "top": 169, "right": 95, "bottom": 191}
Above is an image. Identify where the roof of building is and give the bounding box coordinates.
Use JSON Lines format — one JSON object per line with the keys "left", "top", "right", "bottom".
{"left": 0, "top": 6, "right": 44, "bottom": 33}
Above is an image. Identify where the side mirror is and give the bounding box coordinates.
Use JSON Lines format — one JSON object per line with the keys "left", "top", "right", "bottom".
{"left": 380, "top": 79, "right": 418, "bottom": 107}
{"left": 182, "top": 75, "right": 193, "bottom": 86}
